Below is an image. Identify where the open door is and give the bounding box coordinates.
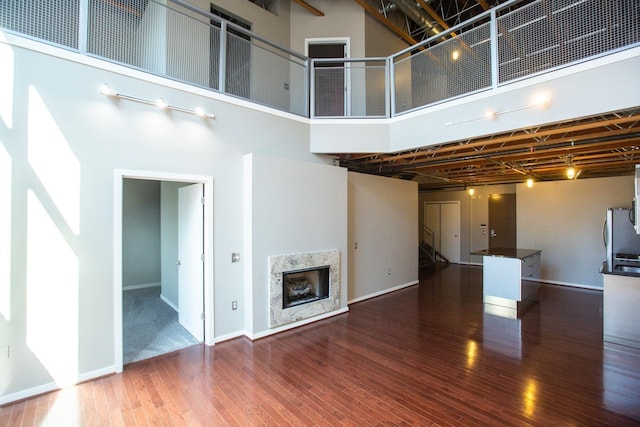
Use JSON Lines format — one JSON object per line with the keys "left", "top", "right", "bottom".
{"left": 178, "top": 183, "right": 204, "bottom": 340}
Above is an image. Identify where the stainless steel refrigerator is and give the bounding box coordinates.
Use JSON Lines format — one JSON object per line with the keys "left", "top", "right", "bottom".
{"left": 606, "top": 207, "right": 640, "bottom": 274}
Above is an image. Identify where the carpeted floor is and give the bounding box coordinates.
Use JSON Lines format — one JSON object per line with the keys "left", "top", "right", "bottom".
{"left": 123, "top": 286, "right": 200, "bottom": 365}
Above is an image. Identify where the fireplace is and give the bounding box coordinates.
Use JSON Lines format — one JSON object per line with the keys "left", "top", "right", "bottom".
{"left": 269, "top": 250, "right": 340, "bottom": 328}
{"left": 282, "top": 266, "right": 330, "bottom": 309}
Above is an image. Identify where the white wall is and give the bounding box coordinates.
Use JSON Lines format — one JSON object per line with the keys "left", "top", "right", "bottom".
{"left": 0, "top": 36, "right": 331, "bottom": 403}
{"left": 243, "top": 153, "right": 348, "bottom": 337}
{"left": 364, "top": 13, "right": 409, "bottom": 57}
{"left": 517, "top": 175, "right": 634, "bottom": 289}
{"left": 420, "top": 175, "right": 634, "bottom": 289}
{"left": 290, "top": 0, "right": 365, "bottom": 57}
{"left": 349, "top": 172, "right": 418, "bottom": 302}
{"left": 122, "top": 179, "right": 161, "bottom": 288}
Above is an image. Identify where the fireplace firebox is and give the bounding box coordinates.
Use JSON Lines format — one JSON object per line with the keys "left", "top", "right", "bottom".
{"left": 282, "top": 265, "right": 330, "bottom": 309}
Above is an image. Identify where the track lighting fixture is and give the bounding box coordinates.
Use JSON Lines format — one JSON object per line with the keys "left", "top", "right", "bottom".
{"left": 99, "top": 83, "right": 215, "bottom": 119}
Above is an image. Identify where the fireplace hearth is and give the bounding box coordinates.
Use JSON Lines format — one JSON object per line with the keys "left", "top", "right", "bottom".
{"left": 269, "top": 250, "right": 340, "bottom": 328}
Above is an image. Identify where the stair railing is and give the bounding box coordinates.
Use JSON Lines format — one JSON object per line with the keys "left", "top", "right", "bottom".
{"left": 423, "top": 224, "right": 436, "bottom": 263}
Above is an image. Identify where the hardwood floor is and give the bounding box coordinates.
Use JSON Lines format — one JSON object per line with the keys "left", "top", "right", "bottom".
{"left": 2, "top": 264, "right": 640, "bottom": 426}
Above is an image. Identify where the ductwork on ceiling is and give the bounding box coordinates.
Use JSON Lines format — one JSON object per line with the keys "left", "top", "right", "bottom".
{"left": 387, "top": 0, "right": 441, "bottom": 36}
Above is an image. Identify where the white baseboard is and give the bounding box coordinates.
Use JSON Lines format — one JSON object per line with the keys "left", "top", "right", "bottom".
{"left": 160, "top": 293, "right": 178, "bottom": 311}
{"left": 249, "top": 307, "right": 350, "bottom": 341}
{"left": 0, "top": 365, "right": 117, "bottom": 406}
{"left": 123, "top": 282, "right": 160, "bottom": 291}
{"left": 214, "top": 331, "right": 246, "bottom": 344}
{"left": 348, "top": 280, "right": 419, "bottom": 305}
{"left": 0, "top": 382, "right": 58, "bottom": 406}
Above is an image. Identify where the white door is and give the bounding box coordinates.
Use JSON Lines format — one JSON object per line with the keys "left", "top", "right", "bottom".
{"left": 424, "top": 202, "right": 460, "bottom": 263}
{"left": 178, "top": 183, "right": 204, "bottom": 340}
{"left": 440, "top": 202, "right": 460, "bottom": 263}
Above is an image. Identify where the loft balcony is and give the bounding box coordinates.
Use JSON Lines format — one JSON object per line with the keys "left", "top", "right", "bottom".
{"left": 1, "top": 0, "right": 639, "bottom": 166}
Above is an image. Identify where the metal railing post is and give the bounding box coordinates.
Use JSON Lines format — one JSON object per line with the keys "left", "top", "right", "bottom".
{"left": 387, "top": 56, "right": 394, "bottom": 118}
{"left": 78, "top": 0, "right": 89, "bottom": 53}
{"left": 218, "top": 21, "right": 227, "bottom": 93}
{"left": 304, "top": 59, "right": 310, "bottom": 117}
{"left": 490, "top": 8, "right": 499, "bottom": 89}
{"left": 309, "top": 59, "right": 316, "bottom": 118}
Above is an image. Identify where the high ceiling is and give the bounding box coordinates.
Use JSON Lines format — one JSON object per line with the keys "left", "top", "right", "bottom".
{"left": 291, "top": 0, "right": 640, "bottom": 190}
{"left": 351, "top": 0, "right": 523, "bottom": 45}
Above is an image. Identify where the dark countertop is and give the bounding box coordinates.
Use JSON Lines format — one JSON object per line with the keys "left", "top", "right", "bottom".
{"left": 602, "top": 265, "right": 640, "bottom": 278}
{"left": 471, "top": 247, "right": 541, "bottom": 260}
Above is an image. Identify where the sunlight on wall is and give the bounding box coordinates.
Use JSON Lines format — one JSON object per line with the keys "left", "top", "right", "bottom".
{"left": 0, "top": 143, "right": 10, "bottom": 321}
{"left": 27, "top": 86, "right": 80, "bottom": 235}
{"left": 26, "top": 191, "right": 79, "bottom": 388}
{"left": 0, "top": 32, "right": 14, "bottom": 129}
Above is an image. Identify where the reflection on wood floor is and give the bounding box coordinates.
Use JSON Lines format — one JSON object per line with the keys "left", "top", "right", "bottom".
{"left": 2, "top": 263, "right": 639, "bottom": 425}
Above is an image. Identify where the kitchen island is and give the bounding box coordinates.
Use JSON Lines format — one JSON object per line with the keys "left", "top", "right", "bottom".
{"left": 471, "top": 248, "right": 541, "bottom": 317}
{"left": 603, "top": 270, "right": 640, "bottom": 348}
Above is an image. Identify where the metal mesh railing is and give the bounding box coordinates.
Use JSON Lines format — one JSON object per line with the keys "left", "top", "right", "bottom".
{"left": 394, "top": 21, "right": 492, "bottom": 114}
{"left": 1, "top": 0, "right": 638, "bottom": 119}
{"left": 0, "top": 0, "right": 307, "bottom": 116}
{"left": 86, "top": 0, "right": 308, "bottom": 114}
{"left": 0, "top": 0, "right": 79, "bottom": 49}
{"left": 312, "top": 59, "right": 387, "bottom": 118}
{"left": 391, "top": 0, "right": 639, "bottom": 116}
{"left": 497, "top": 0, "right": 640, "bottom": 83}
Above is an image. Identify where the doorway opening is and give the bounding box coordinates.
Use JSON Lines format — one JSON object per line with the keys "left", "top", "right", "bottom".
{"left": 306, "top": 38, "right": 350, "bottom": 116}
{"left": 424, "top": 201, "right": 460, "bottom": 263}
{"left": 114, "top": 171, "right": 214, "bottom": 371}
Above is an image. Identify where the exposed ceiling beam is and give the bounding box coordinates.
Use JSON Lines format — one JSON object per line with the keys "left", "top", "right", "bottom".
{"left": 352, "top": 0, "right": 418, "bottom": 46}
{"left": 341, "top": 113, "right": 640, "bottom": 165}
{"left": 476, "top": 0, "right": 491, "bottom": 11}
{"left": 416, "top": 0, "right": 456, "bottom": 36}
{"left": 292, "top": 0, "right": 325, "bottom": 16}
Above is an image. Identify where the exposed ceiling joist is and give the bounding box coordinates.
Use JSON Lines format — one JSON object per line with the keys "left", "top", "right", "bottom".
{"left": 337, "top": 109, "right": 640, "bottom": 190}
{"left": 352, "top": 0, "right": 417, "bottom": 45}
{"left": 292, "top": 0, "right": 324, "bottom": 16}
{"left": 416, "top": 0, "right": 456, "bottom": 36}
{"left": 476, "top": 0, "right": 491, "bottom": 11}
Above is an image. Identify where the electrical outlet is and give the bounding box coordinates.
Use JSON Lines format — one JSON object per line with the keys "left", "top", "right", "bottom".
{"left": 232, "top": 300, "right": 238, "bottom": 310}
{"left": 387, "top": 268, "right": 392, "bottom": 276}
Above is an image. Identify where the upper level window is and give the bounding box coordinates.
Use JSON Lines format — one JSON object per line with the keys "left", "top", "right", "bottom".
{"left": 247, "top": 0, "right": 279, "bottom": 16}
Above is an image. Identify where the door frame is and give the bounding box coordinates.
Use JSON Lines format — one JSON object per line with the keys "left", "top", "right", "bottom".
{"left": 424, "top": 201, "right": 460, "bottom": 263}
{"left": 113, "top": 169, "right": 214, "bottom": 373}
{"left": 305, "top": 37, "right": 351, "bottom": 116}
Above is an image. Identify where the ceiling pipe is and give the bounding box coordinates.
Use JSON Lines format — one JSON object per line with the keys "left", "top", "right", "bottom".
{"left": 387, "top": 0, "right": 442, "bottom": 36}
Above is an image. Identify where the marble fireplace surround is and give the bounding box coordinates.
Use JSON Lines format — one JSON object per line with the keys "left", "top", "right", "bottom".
{"left": 269, "top": 250, "right": 340, "bottom": 328}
